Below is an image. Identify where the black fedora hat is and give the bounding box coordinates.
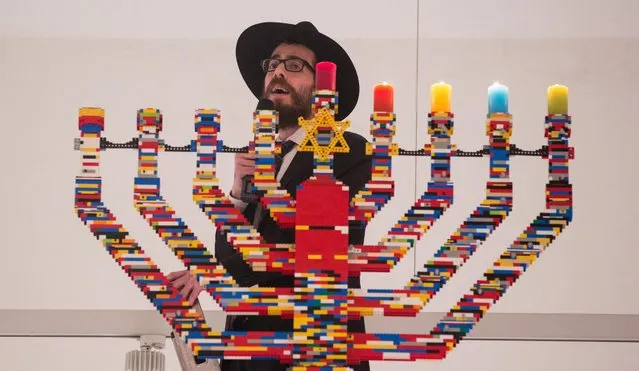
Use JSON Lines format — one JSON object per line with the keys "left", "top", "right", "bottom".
{"left": 235, "top": 21, "right": 359, "bottom": 121}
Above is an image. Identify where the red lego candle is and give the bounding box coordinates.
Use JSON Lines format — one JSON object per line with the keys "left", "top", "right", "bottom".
{"left": 373, "top": 82, "right": 394, "bottom": 112}
{"left": 315, "top": 61, "right": 337, "bottom": 91}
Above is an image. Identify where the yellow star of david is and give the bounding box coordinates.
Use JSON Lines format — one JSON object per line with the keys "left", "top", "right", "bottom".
{"left": 297, "top": 107, "right": 350, "bottom": 160}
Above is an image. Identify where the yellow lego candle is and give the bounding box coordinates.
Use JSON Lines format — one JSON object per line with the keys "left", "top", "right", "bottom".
{"left": 431, "top": 81, "right": 452, "bottom": 112}
{"left": 547, "top": 84, "right": 568, "bottom": 114}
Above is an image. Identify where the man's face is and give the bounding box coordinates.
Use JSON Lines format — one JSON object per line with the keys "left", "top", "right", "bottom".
{"left": 262, "top": 43, "right": 316, "bottom": 128}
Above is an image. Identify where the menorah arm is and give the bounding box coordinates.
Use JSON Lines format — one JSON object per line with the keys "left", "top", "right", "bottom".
{"left": 349, "top": 332, "right": 452, "bottom": 362}
{"left": 78, "top": 178, "right": 293, "bottom": 321}
{"left": 172, "top": 304, "right": 223, "bottom": 371}
{"left": 214, "top": 228, "right": 290, "bottom": 283}
{"left": 191, "top": 177, "right": 298, "bottom": 276}
{"left": 131, "top": 180, "right": 301, "bottom": 315}
{"left": 347, "top": 288, "right": 425, "bottom": 318}
{"left": 348, "top": 208, "right": 572, "bottom": 362}
{"left": 133, "top": 174, "right": 299, "bottom": 309}
{"left": 183, "top": 330, "right": 294, "bottom": 364}
{"left": 194, "top": 183, "right": 296, "bottom": 274}
{"left": 349, "top": 179, "right": 394, "bottom": 225}
{"left": 348, "top": 182, "right": 454, "bottom": 274}
{"left": 208, "top": 286, "right": 296, "bottom": 317}
{"left": 74, "top": 181, "right": 218, "bottom": 352}
{"left": 346, "top": 179, "right": 511, "bottom": 317}
{"left": 258, "top": 194, "right": 297, "bottom": 229}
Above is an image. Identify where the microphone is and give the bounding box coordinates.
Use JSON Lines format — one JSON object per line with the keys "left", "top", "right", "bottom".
{"left": 239, "top": 98, "right": 275, "bottom": 203}
{"left": 256, "top": 97, "right": 275, "bottom": 111}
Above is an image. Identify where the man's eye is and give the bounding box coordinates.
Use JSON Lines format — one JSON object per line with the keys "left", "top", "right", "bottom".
{"left": 268, "top": 60, "right": 280, "bottom": 69}
{"left": 288, "top": 60, "right": 303, "bottom": 69}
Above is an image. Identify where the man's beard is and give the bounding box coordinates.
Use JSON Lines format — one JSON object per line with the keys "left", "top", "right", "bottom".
{"left": 263, "top": 77, "right": 312, "bottom": 129}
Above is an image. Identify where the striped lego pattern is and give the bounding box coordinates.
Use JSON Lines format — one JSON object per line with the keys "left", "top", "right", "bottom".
{"left": 293, "top": 271, "right": 349, "bottom": 369}
{"left": 350, "top": 332, "right": 452, "bottom": 362}
{"left": 348, "top": 112, "right": 455, "bottom": 275}
{"left": 133, "top": 108, "right": 300, "bottom": 317}
{"left": 347, "top": 113, "right": 513, "bottom": 318}
{"left": 293, "top": 178, "right": 350, "bottom": 369}
{"left": 74, "top": 107, "right": 211, "bottom": 351}
{"left": 75, "top": 107, "right": 304, "bottom": 364}
{"left": 75, "top": 90, "right": 574, "bottom": 369}
{"left": 133, "top": 109, "right": 231, "bottom": 284}
{"left": 251, "top": 109, "right": 279, "bottom": 192}
{"left": 75, "top": 108, "right": 201, "bottom": 322}
{"left": 312, "top": 89, "right": 339, "bottom": 119}
{"left": 191, "top": 109, "right": 296, "bottom": 275}
{"left": 485, "top": 113, "right": 512, "bottom": 179}
{"left": 349, "top": 112, "right": 396, "bottom": 226}
{"left": 251, "top": 109, "right": 297, "bottom": 228}
{"left": 191, "top": 109, "right": 247, "bottom": 226}
{"left": 405, "top": 113, "right": 514, "bottom": 295}
{"left": 347, "top": 113, "right": 573, "bottom": 362}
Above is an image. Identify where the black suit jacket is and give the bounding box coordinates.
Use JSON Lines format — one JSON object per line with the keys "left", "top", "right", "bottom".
{"left": 214, "top": 131, "right": 372, "bottom": 366}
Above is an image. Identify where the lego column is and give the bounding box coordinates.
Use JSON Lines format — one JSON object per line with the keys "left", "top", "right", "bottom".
{"left": 349, "top": 111, "right": 397, "bottom": 225}
{"left": 544, "top": 113, "right": 573, "bottom": 218}
{"left": 252, "top": 105, "right": 297, "bottom": 228}
{"left": 293, "top": 179, "right": 350, "bottom": 369}
{"left": 308, "top": 79, "right": 342, "bottom": 178}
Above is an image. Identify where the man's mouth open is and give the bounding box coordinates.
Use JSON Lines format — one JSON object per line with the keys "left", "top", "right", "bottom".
{"left": 270, "top": 87, "right": 290, "bottom": 97}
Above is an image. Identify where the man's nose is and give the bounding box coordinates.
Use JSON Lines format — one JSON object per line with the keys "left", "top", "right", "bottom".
{"left": 273, "top": 61, "right": 288, "bottom": 77}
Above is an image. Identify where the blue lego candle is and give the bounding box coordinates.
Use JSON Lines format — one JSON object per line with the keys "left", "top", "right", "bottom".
{"left": 488, "top": 82, "right": 509, "bottom": 114}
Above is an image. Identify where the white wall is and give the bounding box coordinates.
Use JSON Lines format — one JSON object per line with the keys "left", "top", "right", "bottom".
{"left": 1, "top": 0, "right": 638, "bottom": 370}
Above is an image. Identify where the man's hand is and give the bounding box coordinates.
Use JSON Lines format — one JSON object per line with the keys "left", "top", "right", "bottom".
{"left": 231, "top": 153, "right": 256, "bottom": 198}
{"left": 168, "top": 270, "right": 204, "bottom": 306}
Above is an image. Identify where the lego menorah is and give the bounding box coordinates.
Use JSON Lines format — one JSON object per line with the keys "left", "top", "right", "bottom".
{"left": 73, "top": 78, "right": 573, "bottom": 370}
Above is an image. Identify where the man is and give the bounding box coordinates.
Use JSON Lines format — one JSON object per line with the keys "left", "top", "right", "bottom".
{"left": 169, "top": 21, "right": 372, "bottom": 371}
